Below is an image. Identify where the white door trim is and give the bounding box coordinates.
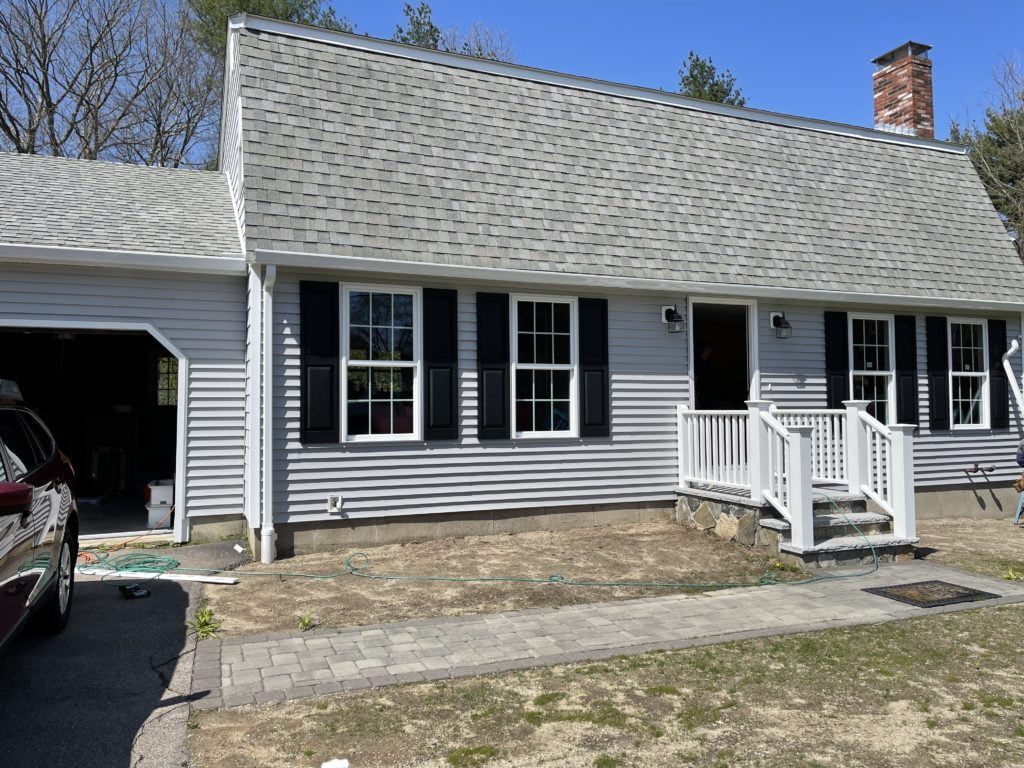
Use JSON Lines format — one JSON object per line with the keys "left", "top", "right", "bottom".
{"left": 687, "top": 297, "right": 760, "bottom": 409}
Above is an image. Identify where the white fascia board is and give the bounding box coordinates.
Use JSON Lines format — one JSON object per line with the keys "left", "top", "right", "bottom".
{"left": 235, "top": 14, "right": 965, "bottom": 156}
{"left": 0, "top": 243, "right": 247, "bottom": 276}
{"left": 251, "top": 248, "right": 1024, "bottom": 313}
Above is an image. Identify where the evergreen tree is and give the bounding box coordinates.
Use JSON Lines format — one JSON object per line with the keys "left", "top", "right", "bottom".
{"left": 678, "top": 51, "right": 746, "bottom": 106}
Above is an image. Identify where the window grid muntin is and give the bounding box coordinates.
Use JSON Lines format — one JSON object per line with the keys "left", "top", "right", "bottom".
{"left": 849, "top": 315, "right": 894, "bottom": 424}
{"left": 511, "top": 296, "right": 577, "bottom": 437}
{"left": 157, "top": 357, "right": 178, "bottom": 406}
{"left": 342, "top": 285, "right": 421, "bottom": 441}
{"left": 949, "top": 320, "right": 988, "bottom": 428}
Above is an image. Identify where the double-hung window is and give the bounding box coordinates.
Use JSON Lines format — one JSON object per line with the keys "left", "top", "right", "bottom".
{"left": 511, "top": 296, "right": 577, "bottom": 437}
{"left": 342, "top": 285, "right": 421, "bottom": 441}
{"left": 949, "top": 320, "right": 988, "bottom": 428}
{"left": 850, "top": 315, "right": 894, "bottom": 424}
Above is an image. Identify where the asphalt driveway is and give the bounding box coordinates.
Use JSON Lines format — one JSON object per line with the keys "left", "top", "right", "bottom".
{"left": 0, "top": 540, "right": 245, "bottom": 768}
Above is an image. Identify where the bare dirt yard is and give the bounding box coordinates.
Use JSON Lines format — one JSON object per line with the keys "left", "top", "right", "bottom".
{"left": 916, "top": 518, "right": 1024, "bottom": 580}
{"left": 203, "top": 521, "right": 802, "bottom": 635}
{"left": 190, "top": 603, "right": 1024, "bottom": 768}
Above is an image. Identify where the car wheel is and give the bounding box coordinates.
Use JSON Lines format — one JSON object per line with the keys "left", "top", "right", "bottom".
{"left": 37, "top": 534, "right": 76, "bottom": 634}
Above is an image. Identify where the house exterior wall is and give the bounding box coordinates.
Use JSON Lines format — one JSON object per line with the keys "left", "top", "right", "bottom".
{"left": 270, "top": 271, "right": 687, "bottom": 523}
{"left": 0, "top": 263, "right": 248, "bottom": 523}
{"left": 220, "top": 26, "right": 245, "bottom": 244}
{"left": 756, "top": 301, "right": 1023, "bottom": 489}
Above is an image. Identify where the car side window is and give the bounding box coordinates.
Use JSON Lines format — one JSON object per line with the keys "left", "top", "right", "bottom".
{"left": 19, "top": 412, "right": 54, "bottom": 462}
{"left": 0, "top": 410, "right": 42, "bottom": 480}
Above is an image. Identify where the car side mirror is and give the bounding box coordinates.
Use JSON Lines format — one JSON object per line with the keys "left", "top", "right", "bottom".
{"left": 0, "top": 482, "right": 33, "bottom": 517}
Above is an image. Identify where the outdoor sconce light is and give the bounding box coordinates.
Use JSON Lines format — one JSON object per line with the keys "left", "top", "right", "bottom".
{"left": 661, "top": 305, "right": 685, "bottom": 334}
{"left": 770, "top": 311, "right": 792, "bottom": 339}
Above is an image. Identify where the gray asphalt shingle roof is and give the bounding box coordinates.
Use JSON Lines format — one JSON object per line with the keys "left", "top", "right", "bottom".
{"left": 236, "top": 26, "right": 1024, "bottom": 303}
{"left": 0, "top": 153, "right": 241, "bottom": 260}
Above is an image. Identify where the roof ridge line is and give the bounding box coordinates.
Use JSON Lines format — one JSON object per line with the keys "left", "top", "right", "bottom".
{"left": 232, "top": 12, "right": 966, "bottom": 155}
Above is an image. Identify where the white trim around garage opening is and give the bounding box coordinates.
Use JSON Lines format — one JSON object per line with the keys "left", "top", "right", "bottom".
{"left": 0, "top": 318, "right": 191, "bottom": 543}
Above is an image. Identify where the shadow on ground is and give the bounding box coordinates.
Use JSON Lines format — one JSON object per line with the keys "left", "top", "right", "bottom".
{"left": 0, "top": 578, "right": 196, "bottom": 768}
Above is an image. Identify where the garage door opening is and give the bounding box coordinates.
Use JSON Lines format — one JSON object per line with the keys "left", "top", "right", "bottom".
{"left": 0, "top": 328, "right": 179, "bottom": 537}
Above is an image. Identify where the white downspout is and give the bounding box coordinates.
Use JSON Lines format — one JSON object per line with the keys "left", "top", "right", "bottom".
{"left": 261, "top": 264, "right": 278, "bottom": 564}
{"left": 1002, "top": 338, "right": 1024, "bottom": 418}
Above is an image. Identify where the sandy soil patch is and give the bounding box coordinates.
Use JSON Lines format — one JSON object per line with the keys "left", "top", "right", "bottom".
{"left": 190, "top": 604, "right": 1024, "bottom": 768}
{"left": 917, "top": 518, "right": 1024, "bottom": 580}
{"left": 203, "top": 522, "right": 800, "bottom": 635}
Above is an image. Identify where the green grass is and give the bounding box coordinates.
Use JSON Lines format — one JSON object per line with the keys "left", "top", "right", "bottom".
{"left": 532, "top": 691, "right": 568, "bottom": 706}
{"left": 594, "top": 756, "right": 620, "bottom": 768}
{"left": 446, "top": 745, "right": 499, "bottom": 767}
{"left": 297, "top": 612, "right": 317, "bottom": 631}
{"left": 644, "top": 685, "right": 681, "bottom": 697}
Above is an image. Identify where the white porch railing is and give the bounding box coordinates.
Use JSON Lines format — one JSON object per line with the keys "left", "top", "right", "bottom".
{"left": 676, "top": 407, "right": 750, "bottom": 489}
{"left": 677, "top": 399, "right": 916, "bottom": 552}
{"left": 772, "top": 407, "right": 846, "bottom": 485}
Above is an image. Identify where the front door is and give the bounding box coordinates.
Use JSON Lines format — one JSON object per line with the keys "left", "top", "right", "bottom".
{"left": 692, "top": 303, "right": 751, "bottom": 410}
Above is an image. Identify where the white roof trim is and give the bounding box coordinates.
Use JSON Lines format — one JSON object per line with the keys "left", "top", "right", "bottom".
{"left": 234, "top": 13, "right": 966, "bottom": 155}
{"left": 0, "top": 243, "right": 247, "bottom": 276}
{"left": 251, "top": 248, "right": 1024, "bottom": 312}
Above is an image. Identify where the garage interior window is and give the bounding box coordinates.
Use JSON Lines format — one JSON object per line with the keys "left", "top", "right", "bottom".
{"left": 157, "top": 357, "right": 178, "bottom": 406}
{"left": 850, "top": 315, "right": 894, "bottom": 424}
{"left": 511, "top": 296, "right": 577, "bottom": 437}
{"left": 343, "top": 286, "right": 421, "bottom": 440}
{"left": 949, "top": 320, "right": 988, "bottom": 427}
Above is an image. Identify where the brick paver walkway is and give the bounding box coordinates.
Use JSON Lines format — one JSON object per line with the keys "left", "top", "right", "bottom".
{"left": 191, "top": 561, "right": 1024, "bottom": 709}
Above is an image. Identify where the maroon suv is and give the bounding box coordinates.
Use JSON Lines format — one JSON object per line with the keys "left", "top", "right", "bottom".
{"left": 0, "top": 380, "right": 78, "bottom": 652}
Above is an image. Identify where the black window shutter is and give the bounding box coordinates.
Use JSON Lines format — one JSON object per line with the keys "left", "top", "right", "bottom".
{"left": 925, "top": 316, "right": 950, "bottom": 430}
{"left": 894, "top": 315, "right": 919, "bottom": 425}
{"left": 823, "top": 311, "right": 849, "bottom": 408}
{"left": 988, "top": 318, "right": 1009, "bottom": 429}
{"left": 299, "top": 281, "right": 339, "bottom": 443}
{"left": 476, "top": 292, "right": 510, "bottom": 439}
{"left": 423, "top": 288, "right": 459, "bottom": 440}
{"left": 579, "top": 298, "right": 610, "bottom": 437}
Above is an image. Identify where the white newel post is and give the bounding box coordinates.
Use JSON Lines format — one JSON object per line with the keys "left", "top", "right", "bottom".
{"left": 746, "top": 400, "right": 772, "bottom": 504}
{"left": 889, "top": 424, "right": 917, "bottom": 540}
{"left": 677, "top": 404, "right": 689, "bottom": 489}
{"left": 843, "top": 400, "right": 870, "bottom": 495}
{"left": 787, "top": 424, "right": 815, "bottom": 552}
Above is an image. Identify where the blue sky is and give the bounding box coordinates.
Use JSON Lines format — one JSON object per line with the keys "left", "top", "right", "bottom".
{"left": 329, "top": 1, "right": 1024, "bottom": 139}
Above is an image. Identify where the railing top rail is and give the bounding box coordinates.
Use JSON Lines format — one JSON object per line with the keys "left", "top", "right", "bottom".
{"left": 759, "top": 410, "right": 791, "bottom": 440}
{"left": 857, "top": 409, "right": 893, "bottom": 439}
{"left": 772, "top": 408, "right": 846, "bottom": 416}
{"left": 680, "top": 409, "right": 750, "bottom": 416}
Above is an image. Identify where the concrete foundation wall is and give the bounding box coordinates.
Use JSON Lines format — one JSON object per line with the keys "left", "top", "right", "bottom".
{"left": 916, "top": 483, "right": 1021, "bottom": 520}
{"left": 190, "top": 515, "right": 248, "bottom": 544}
{"left": 260, "top": 501, "right": 673, "bottom": 558}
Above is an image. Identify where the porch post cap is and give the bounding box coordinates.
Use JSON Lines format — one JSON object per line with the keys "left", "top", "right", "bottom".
{"left": 842, "top": 400, "right": 872, "bottom": 407}
{"left": 889, "top": 424, "right": 917, "bottom": 434}
{"left": 745, "top": 400, "right": 773, "bottom": 408}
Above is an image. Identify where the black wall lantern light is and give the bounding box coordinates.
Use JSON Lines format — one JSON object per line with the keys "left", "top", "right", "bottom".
{"left": 770, "top": 311, "right": 792, "bottom": 339}
{"left": 661, "top": 305, "right": 684, "bottom": 334}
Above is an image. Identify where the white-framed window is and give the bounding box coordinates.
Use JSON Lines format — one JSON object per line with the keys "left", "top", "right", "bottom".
{"left": 949, "top": 319, "right": 988, "bottom": 428}
{"left": 511, "top": 295, "right": 578, "bottom": 437}
{"left": 849, "top": 314, "right": 895, "bottom": 424}
{"left": 341, "top": 284, "right": 422, "bottom": 441}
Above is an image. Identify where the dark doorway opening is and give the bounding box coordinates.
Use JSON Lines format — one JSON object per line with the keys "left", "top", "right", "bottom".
{"left": 0, "top": 329, "right": 177, "bottom": 535}
{"left": 692, "top": 304, "right": 750, "bottom": 410}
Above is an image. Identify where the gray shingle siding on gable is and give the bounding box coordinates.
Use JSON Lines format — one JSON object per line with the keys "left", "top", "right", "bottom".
{"left": 237, "top": 29, "right": 1023, "bottom": 304}
{"left": 0, "top": 152, "right": 241, "bottom": 259}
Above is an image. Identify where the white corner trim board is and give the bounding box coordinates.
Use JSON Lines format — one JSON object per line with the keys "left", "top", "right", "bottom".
{"left": 250, "top": 249, "right": 1024, "bottom": 313}
{"left": 233, "top": 13, "right": 965, "bottom": 155}
{"left": 0, "top": 243, "right": 247, "bottom": 275}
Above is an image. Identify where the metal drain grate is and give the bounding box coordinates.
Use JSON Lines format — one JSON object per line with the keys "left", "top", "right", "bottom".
{"left": 863, "top": 580, "right": 1000, "bottom": 608}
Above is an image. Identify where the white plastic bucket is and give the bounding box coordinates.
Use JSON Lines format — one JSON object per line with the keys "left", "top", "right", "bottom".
{"left": 147, "top": 479, "right": 174, "bottom": 506}
{"left": 146, "top": 502, "right": 173, "bottom": 529}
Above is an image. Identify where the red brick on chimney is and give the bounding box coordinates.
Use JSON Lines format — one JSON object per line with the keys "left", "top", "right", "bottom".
{"left": 871, "top": 42, "right": 934, "bottom": 139}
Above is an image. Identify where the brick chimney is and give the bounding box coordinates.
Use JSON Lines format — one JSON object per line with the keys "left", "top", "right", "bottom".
{"left": 871, "top": 41, "right": 934, "bottom": 138}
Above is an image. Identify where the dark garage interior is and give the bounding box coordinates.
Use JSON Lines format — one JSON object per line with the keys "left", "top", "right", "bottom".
{"left": 0, "top": 329, "right": 178, "bottom": 536}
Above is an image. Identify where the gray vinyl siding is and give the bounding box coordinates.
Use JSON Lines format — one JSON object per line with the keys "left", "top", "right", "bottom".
{"left": 0, "top": 263, "right": 247, "bottom": 519}
{"left": 271, "top": 272, "right": 687, "bottom": 522}
{"left": 756, "top": 303, "right": 1023, "bottom": 488}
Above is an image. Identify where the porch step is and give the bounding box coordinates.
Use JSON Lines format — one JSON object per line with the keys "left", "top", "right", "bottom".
{"left": 759, "top": 512, "right": 892, "bottom": 538}
{"left": 778, "top": 534, "right": 919, "bottom": 569}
